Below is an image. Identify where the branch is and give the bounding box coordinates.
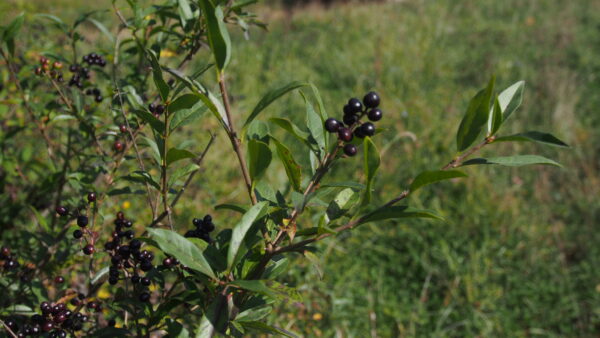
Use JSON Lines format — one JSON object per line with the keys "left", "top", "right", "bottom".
{"left": 0, "top": 319, "right": 18, "bottom": 338}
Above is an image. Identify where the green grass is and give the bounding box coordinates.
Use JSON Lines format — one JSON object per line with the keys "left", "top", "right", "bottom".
{"left": 2, "top": 0, "right": 600, "bottom": 336}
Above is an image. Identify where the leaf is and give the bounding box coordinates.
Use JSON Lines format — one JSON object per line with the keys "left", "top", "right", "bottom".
{"left": 302, "top": 91, "right": 326, "bottom": 156}
{"left": 215, "top": 203, "right": 248, "bottom": 214}
{"left": 168, "top": 163, "right": 200, "bottom": 186}
{"left": 235, "top": 305, "right": 272, "bottom": 322}
{"left": 303, "top": 251, "right": 323, "bottom": 280}
{"left": 493, "top": 131, "right": 569, "bottom": 148}
{"left": 247, "top": 139, "right": 272, "bottom": 181}
{"left": 488, "top": 95, "right": 502, "bottom": 136}
{"left": 498, "top": 80, "right": 525, "bottom": 121}
{"left": 326, "top": 188, "right": 359, "bottom": 221}
{"left": 169, "top": 93, "right": 201, "bottom": 113}
{"left": 3, "top": 13, "right": 24, "bottom": 42}
{"left": 230, "top": 280, "right": 301, "bottom": 301}
{"left": 359, "top": 206, "right": 445, "bottom": 224}
{"left": 236, "top": 321, "right": 295, "bottom": 337}
{"left": 120, "top": 170, "right": 161, "bottom": 190}
{"left": 147, "top": 228, "right": 216, "bottom": 279}
{"left": 272, "top": 138, "right": 302, "bottom": 192}
{"left": 91, "top": 266, "right": 109, "bottom": 285}
{"left": 140, "top": 136, "right": 161, "bottom": 165}
{"left": 269, "top": 117, "right": 310, "bottom": 144}
{"left": 456, "top": 76, "right": 495, "bottom": 151}
{"left": 227, "top": 202, "right": 268, "bottom": 272}
{"left": 146, "top": 49, "right": 170, "bottom": 101}
{"left": 34, "top": 14, "right": 68, "bottom": 33}
{"left": 123, "top": 85, "right": 145, "bottom": 109}
{"left": 196, "top": 295, "right": 228, "bottom": 337}
{"left": 29, "top": 205, "right": 50, "bottom": 232}
{"left": 199, "top": 1, "right": 231, "bottom": 72}
{"left": 88, "top": 18, "right": 114, "bottom": 43}
{"left": 166, "top": 318, "right": 190, "bottom": 338}
{"left": 133, "top": 109, "right": 165, "bottom": 134}
{"left": 170, "top": 103, "right": 207, "bottom": 132}
{"left": 409, "top": 170, "right": 467, "bottom": 192}
{"left": 361, "top": 137, "right": 380, "bottom": 206}
{"left": 166, "top": 148, "right": 196, "bottom": 166}
{"left": 178, "top": 0, "right": 194, "bottom": 25}
{"left": 243, "top": 81, "right": 308, "bottom": 129}
{"left": 321, "top": 182, "right": 365, "bottom": 189}
{"left": 461, "top": 155, "right": 562, "bottom": 167}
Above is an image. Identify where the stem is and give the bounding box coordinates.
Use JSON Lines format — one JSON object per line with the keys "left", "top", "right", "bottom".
{"left": 0, "top": 319, "right": 18, "bottom": 338}
{"left": 218, "top": 72, "right": 256, "bottom": 205}
{"left": 162, "top": 109, "right": 173, "bottom": 229}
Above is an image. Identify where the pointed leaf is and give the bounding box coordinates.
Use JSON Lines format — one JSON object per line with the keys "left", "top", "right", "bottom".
{"left": 359, "top": 206, "right": 444, "bottom": 224}
{"left": 133, "top": 109, "right": 165, "bottom": 134}
{"left": 227, "top": 202, "right": 268, "bottom": 272}
{"left": 199, "top": 1, "right": 231, "bottom": 71}
{"left": 169, "top": 93, "right": 201, "bottom": 113}
{"left": 3, "top": 13, "right": 24, "bottom": 42}
{"left": 302, "top": 91, "right": 326, "bottom": 156}
{"left": 272, "top": 138, "right": 302, "bottom": 192}
{"left": 456, "top": 76, "right": 495, "bottom": 151}
{"left": 196, "top": 295, "right": 228, "bottom": 337}
{"left": 166, "top": 148, "right": 196, "bottom": 166}
{"left": 326, "top": 188, "right": 359, "bottom": 221}
{"left": 493, "top": 131, "right": 569, "bottom": 148}
{"left": 488, "top": 95, "right": 502, "bottom": 136}
{"left": 243, "top": 81, "right": 308, "bottom": 128}
{"left": 409, "top": 170, "right": 467, "bottom": 192}
{"left": 146, "top": 49, "right": 170, "bottom": 101}
{"left": 269, "top": 117, "right": 310, "bottom": 144}
{"left": 147, "top": 228, "right": 216, "bottom": 279}
{"left": 498, "top": 80, "right": 525, "bottom": 121}
{"left": 462, "top": 155, "right": 562, "bottom": 167}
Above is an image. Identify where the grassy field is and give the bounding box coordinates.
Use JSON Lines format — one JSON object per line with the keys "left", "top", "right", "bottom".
{"left": 2, "top": 0, "right": 600, "bottom": 336}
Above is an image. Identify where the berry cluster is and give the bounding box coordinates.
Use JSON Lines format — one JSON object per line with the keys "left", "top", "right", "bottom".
{"left": 67, "top": 64, "right": 90, "bottom": 90}
{"left": 148, "top": 103, "right": 166, "bottom": 118}
{"left": 4, "top": 300, "right": 90, "bottom": 337}
{"left": 324, "top": 91, "right": 383, "bottom": 156}
{"left": 1, "top": 246, "right": 19, "bottom": 270}
{"left": 82, "top": 53, "right": 107, "bottom": 67}
{"left": 84, "top": 87, "right": 103, "bottom": 103}
{"left": 104, "top": 212, "right": 156, "bottom": 302}
{"left": 184, "top": 215, "right": 216, "bottom": 243}
{"left": 58, "top": 193, "right": 98, "bottom": 255}
{"left": 33, "top": 57, "right": 64, "bottom": 82}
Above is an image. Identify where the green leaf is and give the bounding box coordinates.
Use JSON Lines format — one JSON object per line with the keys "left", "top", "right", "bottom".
{"left": 303, "top": 251, "right": 323, "bottom": 280}
{"left": 133, "top": 109, "right": 165, "bottom": 134}
{"left": 361, "top": 137, "right": 380, "bottom": 206}
{"left": 3, "top": 13, "right": 24, "bottom": 42}
{"left": 166, "top": 318, "right": 190, "bottom": 338}
{"left": 493, "top": 131, "right": 569, "bottom": 148}
{"left": 498, "top": 80, "right": 525, "bottom": 121}
{"left": 88, "top": 18, "right": 114, "bottom": 43}
{"left": 146, "top": 49, "right": 170, "bottom": 101}
{"left": 488, "top": 95, "right": 502, "bottom": 136}
{"left": 326, "top": 188, "right": 360, "bottom": 221}
{"left": 321, "top": 182, "right": 365, "bottom": 189}
{"left": 243, "top": 81, "right": 308, "bottom": 129}
{"left": 272, "top": 138, "right": 302, "bottom": 192}
{"left": 178, "top": 0, "right": 194, "bottom": 25}
{"left": 34, "top": 14, "right": 68, "bottom": 33}
{"left": 359, "top": 206, "right": 445, "bottom": 224}
{"left": 302, "top": 91, "right": 326, "bottom": 156}
{"left": 199, "top": 1, "right": 231, "bottom": 72}
{"left": 29, "top": 205, "right": 50, "bottom": 232}
{"left": 247, "top": 139, "right": 272, "bottom": 181}
{"left": 123, "top": 85, "right": 145, "bottom": 109}
{"left": 235, "top": 305, "right": 272, "bottom": 322}
{"left": 269, "top": 117, "right": 310, "bottom": 144}
{"left": 215, "top": 203, "right": 248, "bottom": 214}
{"left": 230, "top": 280, "right": 301, "bottom": 301}
{"left": 236, "top": 321, "right": 295, "bottom": 337}
{"left": 140, "top": 136, "right": 161, "bottom": 165}
{"left": 196, "top": 295, "right": 228, "bottom": 337}
{"left": 169, "top": 93, "right": 201, "bottom": 112}
{"left": 120, "top": 170, "right": 161, "bottom": 190}
{"left": 91, "top": 266, "right": 110, "bottom": 285}
{"left": 147, "top": 228, "right": 216, "bottom": 279}
{"left": 409, "top": 170, "right": 467, "bottom": 192}
{"left": 166, "top": 148, "right": 196, "bottom": 166}
{"left": 170, "top": 102, "right": 207, "bottom": 132}
{"left": 227, "top": 202, "right": 268, "bottom": 272}
{"left": 456, "top": 76, "right": 495, "bottom": 151}
{"left": 168, "top": 163, "right": 200, "bottom": 186}
{"left": 462, "top": 155, "right": 562, "bottom": 167}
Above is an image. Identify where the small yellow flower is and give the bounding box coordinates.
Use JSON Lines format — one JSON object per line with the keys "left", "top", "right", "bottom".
{"left": 312, "top": 313, "right": 323, "bottom": 321}
{"left": 144, "top": 15, "right": 152, "bottom": 21}
{"left": 122, "top": 201, "right": 131, "bottom": 210}
{"left": 97, "top": 288, "right": 111, "bottom": 299}
{"left": 525, "top": 16, "right": 535, "bottom": 26}
{"left": 160, "top": 49, "right": 176, "bottom": 58}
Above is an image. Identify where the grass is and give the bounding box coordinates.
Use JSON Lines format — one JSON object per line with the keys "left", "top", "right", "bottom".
{"left": 2, "top": 0, "right": 599, "bottom": 336}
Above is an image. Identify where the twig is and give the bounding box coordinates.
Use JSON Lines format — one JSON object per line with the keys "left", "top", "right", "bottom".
{"left": 0, "top": 319, "right": 18, "bottom": 338}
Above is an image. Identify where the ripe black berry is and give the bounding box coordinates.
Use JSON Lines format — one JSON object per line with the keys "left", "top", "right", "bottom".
{"left": 87, "top": 192, "right": 96, "bottom": 203}
{"left": 148, "top": 103, "right": 156, "bottom": 113}
{"left": 54, "top": 276, "right": 65, "bottom": 284}
{"left": 73, "top": 230, "right": 83, "bottom": 239}
{"left": 77, "top": 215, "right": 88, "bottom": 227}
{"left": 204, "top": 221, "right": 215, "bottom": 232}
{"left": 139, "top": 292, "right": 150, "bottom": 302}
{"left": 42, "top": 321, "right": 53, "bottom": 332}
{"left": 94, "top": 95, "right": 103, "bottom": 103}
{"left": 83, "top": 244, "right": 95, "bottom": 255}
{"left": 116, "top": 211, "right": 125, "bottom": 220}
{"left": 129, "top": 239, "right": 141, "bottom": 250}
{"left": 354, "top": 127, "right": 365, "bottom": 139}
{"left": 363, "top": 91, "right": 380, "bottom": 108}
{"left": 5, "top": 319, "right": 17, "bottom": 331}
{"left": 0, "top": 247, "right": 10, "bottom": 258}
{"left": 360, "top": 122, "right": 376, "bottom": 137}
{"left": 163, "top": 257, "right": 174, "bottom": 268}
{"left": 114, "top": 141, "right": 124, "bottom": 152}
{"left": 109, "top": 276, "right": 118, "bottom": 285}
{"left": 119, "top": 124, "right": 127, "bottom": 133}
{"left": 155, "top": 105, "right": 165, "bottom": 115}
{"left": 347, "top": 98, "right": 362, "bottom": 114}
{"left": 367, "top": 108, "right": 383, "bottom": 121}
{"left": 324, "top": 118, "right": 340, "bottom": 133}
{"left": 192, "top": 218, "right": 203, "bottom": 227}
{"left": 343, "top": 114, "right": 359, "bottom": 126}
{"left": 4, "top": 259, "right": 18, "bottom": 269}
{"left": 141, "top": 277, "right": 151, "bottom": 286}
{"left": 131, "top": 275, "right": 140, "bottom": 284}
{"left": 338, "top": 128, "right": 353, "bottom": 142}
{"left": 56, "top": 206, "right": 68, "bottom": 216}
{"left": 140, "top": 260, "right": 153, "bottom": 272}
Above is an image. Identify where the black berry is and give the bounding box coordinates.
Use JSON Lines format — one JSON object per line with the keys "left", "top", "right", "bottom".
{"left": 363, "top": 91, "right": 380, "bottom": 108}
{"left": 139, "top": 292, "right": 150, "bottom": 302}
{"left": 77, "top": 215, "right": 88, "bottom": 227}
{"left": 73, "top": 229, "right": 83, "bottom": 239}
{"left": 343, "top": 114, "right": 359, "bottom": 126}
{"left": 56, "top": 206, "right": 68, "bottom": 216}
{"left": 83, "top": 244, "right": 95, "bottom": 255}
{"left": 360, "top": 122, "right": 376, "bottom": 137}
{"left": 338, "top": 128, "right": 353, "bottom": 142}
{"left": 347, "top": 98, "right": 362, "bottom": 114}
{"left": 114, "top": 141, "right": 124, "bottom": 152}
{"left": 0, "top": 247, "right": 10, "bottom": 258}
{"left": 141, "top": 277, "right": 151, "bottom": 286}
{"left": 367, "top": 108, "right": 383, "bottom": 121}
{"left": 119, "top": 124, "right": 128, "bottom": 133}
{"left": 94, "top": 95, "right": 103, "bottom": 103}
{"left": 54, "top": 276, "right": 65, "bottom": 284}
{"left": 324, "top": 118, "right": 340, "bottom": 133}
{"left": 155, "top": 105, "right": 165, "bottom": 115}
{"left": 87, "top": 192, "right": 96, "bottom": 203}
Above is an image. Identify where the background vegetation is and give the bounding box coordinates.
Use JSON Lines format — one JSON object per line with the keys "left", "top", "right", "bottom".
{"left": 1, "top": 0, "right": 598, "bottom": 336}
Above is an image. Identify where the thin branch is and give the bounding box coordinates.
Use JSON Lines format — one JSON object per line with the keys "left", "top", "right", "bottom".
{"left": 0, "top": 319, "right": 18, "bottom": 338}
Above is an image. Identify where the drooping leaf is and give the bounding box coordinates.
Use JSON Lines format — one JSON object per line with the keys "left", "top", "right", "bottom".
{"left": 147, "top": 228, "right": 216, "bottom": 279}
{"left": 170, "top": 102, "right": 207, "bottom": 132}
{"left": 326, "top": 188, "right": 359, "bottom": 221}
{"left": 146, "top": 49, "right": 170, "bottom": 101}
{"left": 178, "top": 0, "right": 194, "bottom": 26}
{"left": 247, "top": 139, "right": 272, "bottom": 181}
{"left": 272, "top": 138, "right": 302, "bottom": 192}
{"left": 361, "top": 137, "right": 380, "bottom": 205}
{"left": 462, "top": 155, "right": 562, "bottom": 167}
{"left": 235, "top": 321, "right": 295, "bottom": 337}
{"left": 199, "top": 1, "right": 231, "bottom": 71}
{"left": 359, "top": 206, "right": 445, "bottom": 224}
{"left": 235, "top": 305, "right": 272, "bottom": 322}
{"left": 169, "top": 93, "right": 201, "bottom": 113}
{"left": 409, "top": 170, "right": 467, "bottom": 192}
{"left": 456, "top": 76, "right": 495, "bottom": 151}
{"left": 493, "top": 131, "right": 569, "bottom": 148}
{"left": 88, "top": 18, "right": 114, "bottom": 43}
{"left": 166, "top": 148, "right": 196, "bottom": 166}
{"left": 227, "top": 202, "right": 268, "bottom": 272}
{"left": 133, "top": 109, "right": 165, "bottom": 134}
{"left": 243, "top": 81, "right": 308, "bottom": 129}
{"left": 302, "top": 91, "right": 326, "bottom": 157}
{"left": 488, "top": 95, "right": 502, "bottom": 136}
{"left": 498, "top": 80, "right": 525, "bottom": 121}
{"left": 269, "top": 117, "right": 311, "bottom": 145}
{"left": 230, "top": 280, "right": 301, "bottom": 301}
{"left": 195, "top": 295, "right": 228, "bottom": 337}
{"left": 3, "top": 13, "right": 24, "bottom": 42}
